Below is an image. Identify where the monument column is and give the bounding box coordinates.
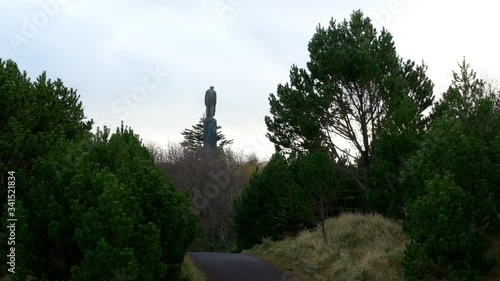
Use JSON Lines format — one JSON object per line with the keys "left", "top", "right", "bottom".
{"left": 204, "top": 86, "right": 218, "bottom": 157}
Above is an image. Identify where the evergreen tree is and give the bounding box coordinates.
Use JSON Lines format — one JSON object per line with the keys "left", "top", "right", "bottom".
{"left": 0, "top": 59, "right": 200, "bottom": 280}
{"left": 366, "top": 94, "right": 426, "bottom": 218}
{"left": 233, "top": 153, "right": 314, "bottom": 250}
{"left": 265, "top": 10, "right": 434, "bottom": 194}
{"left": 7, "top": 125, "right": 200, "bottom": 280}
{"left": 403, "top": 174, "right": 494, "bottom": 280}
{"left": 401, "top": 61, "right": 499, "bottom": 228}
{"left": 180, "top": 115, "right": 233, "bottom": 151}
{"left": 0, "top": 59, "right": 93, "bottom": 179}
{"left": 400, "top": 61, "right": 499, "bottom": 279}
{"left": 293, "top": 150, "right": 345, "bottom": 242}
{"left": 433, "top": 58, "right": 489, "bottom": 121}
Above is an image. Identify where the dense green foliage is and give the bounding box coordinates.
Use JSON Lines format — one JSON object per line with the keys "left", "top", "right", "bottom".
{"left": 292, "top": 150, "right": 346, "bottom": 242}
{"left": 401, "top": 61, "right": 499, "bottom": 227}
{"left": 403, "top": 174, "right": 494, "bottom": 280}
{"left": 262, "top": 11, "right": 498, "bottom": 280}
{"left": 265, "top": 10, "right": 433, "bottom": 194}
{"left": 0, "top": 60, "right": 200, "bottom": 280}
{"left": 233, "top": 153, "right": 314, "bottom": 250}
{"left": 0, "top": 59, "right": 92, "bottom": 179}
{"left": 366, "top": 92, "right": 430, "bottom": 218}
{"left": 401, "top": 61, "right": 499, "bottom": 279}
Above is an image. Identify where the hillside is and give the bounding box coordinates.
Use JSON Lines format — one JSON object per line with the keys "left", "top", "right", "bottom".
{"left": 245, "top": 213, "right": 500, "bottom": 281}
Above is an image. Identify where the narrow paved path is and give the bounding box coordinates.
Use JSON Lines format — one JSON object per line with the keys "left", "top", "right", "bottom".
{"left": 188, "top": 252, "right": 299, "bottom": 281}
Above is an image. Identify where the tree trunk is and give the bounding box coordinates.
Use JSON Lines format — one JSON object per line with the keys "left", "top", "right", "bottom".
{"left": 320, "top": 199, "right": 327, "bottom": 243}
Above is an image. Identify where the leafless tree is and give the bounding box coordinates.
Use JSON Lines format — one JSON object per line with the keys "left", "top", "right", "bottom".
{"left": 146, "top": 142, "right": 251, "bottom": 251}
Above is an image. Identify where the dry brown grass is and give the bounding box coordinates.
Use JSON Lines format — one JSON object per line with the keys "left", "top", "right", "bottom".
{"left": 485, "top": 232, "right": 500, "bottom": 281}
{"left": 247, "top": 212, "right": 500, "bottom": 281}
{"left": 246, "top": 212, "right": 408, "bottom": 281}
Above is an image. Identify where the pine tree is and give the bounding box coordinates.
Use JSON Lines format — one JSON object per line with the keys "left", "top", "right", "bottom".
{"left": 265, "top": 10, "right": 434, "bottom": 194}
{"left": 293, "top": 150, "right": 345, "bottom": 242}
{"left": 180, "top": 115, "right": 233, "bottom": 151}
{"left": 403, "top": 174, "right": 494, "bottom": 280}
{"left": 233, "top": 153, "right": 314, "bottom": 250}
{"left": 5, "top": 124, "right": 200, "bottom": 280}
{"left": 400, "top": 61, "right": 499, "bottom": 279}
{"left": 0, "top": 59, "right": 92, "bottom": 178}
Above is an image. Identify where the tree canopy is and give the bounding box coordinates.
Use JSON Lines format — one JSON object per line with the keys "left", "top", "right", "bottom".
{"left": 265, "top": 10, "right": 434, "bottom": 193}
{"left": 0, "top": 59, "right": 93, "bottom": 178}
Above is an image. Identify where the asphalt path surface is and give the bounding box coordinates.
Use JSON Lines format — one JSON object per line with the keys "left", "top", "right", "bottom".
{"left": 188, "top": 252, "right": 300, "bottom": 281}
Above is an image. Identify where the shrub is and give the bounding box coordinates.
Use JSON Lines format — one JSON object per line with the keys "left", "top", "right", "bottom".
{"left": 11, "top": 126, "right": 199, "bottom": 280}
{"left": 403, "top": 174, "right": 494, "bottom": 280}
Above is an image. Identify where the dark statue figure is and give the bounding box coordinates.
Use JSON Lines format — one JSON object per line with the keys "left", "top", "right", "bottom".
{"left": 205, "top": 86, "right": 217, "bottom": 117}
{"left": 203, "top": 86, "right": 217, "bottom": 156}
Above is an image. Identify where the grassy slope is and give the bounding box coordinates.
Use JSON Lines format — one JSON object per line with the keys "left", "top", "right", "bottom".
{"left": 245, "top": 212, "right": 500, "bottom": 281}
{"left": 180, "top": 256, "right": 207, "bottom": 281}
{"left": 1, "top": 215, "right": 496, "bottom": 281}
{"left": 485, "top": 232, "right": 500, "bottom": 280}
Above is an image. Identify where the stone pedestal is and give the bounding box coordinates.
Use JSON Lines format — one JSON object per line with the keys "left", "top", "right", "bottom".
{"left": 203, "top": 116, "right": 217, "bottom": 158}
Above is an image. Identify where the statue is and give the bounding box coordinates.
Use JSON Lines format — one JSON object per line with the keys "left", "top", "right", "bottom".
{"left": 205, "top": 86, "right": 217, "bottom": 118}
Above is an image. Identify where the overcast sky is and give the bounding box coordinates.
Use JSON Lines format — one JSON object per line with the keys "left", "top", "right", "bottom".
{"left": 1, "top": 0, "right": 499, "bottom": 160}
